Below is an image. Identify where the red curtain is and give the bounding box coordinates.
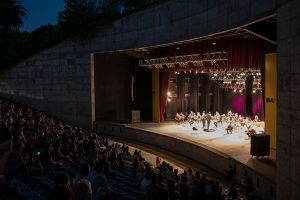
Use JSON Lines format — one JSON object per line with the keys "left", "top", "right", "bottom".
{"left": 261, "top": 59, "right": 266, "bottom": 119}
{"left": 159, "top": 72, "right": 171, "bottom": 122}
{"left": 161, "top": 38, "right": 264, "bottom": 72}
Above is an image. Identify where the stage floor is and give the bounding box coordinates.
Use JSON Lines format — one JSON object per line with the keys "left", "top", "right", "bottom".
{"left": 125, "top": 121, "right": 276, "bottom": 181}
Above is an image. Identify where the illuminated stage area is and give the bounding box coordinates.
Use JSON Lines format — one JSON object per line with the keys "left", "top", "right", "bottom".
{"left": 125, "top": 121, "right": 268, "bottom": 161}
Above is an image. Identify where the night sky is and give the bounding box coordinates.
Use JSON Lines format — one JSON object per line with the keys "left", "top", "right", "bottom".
{"left": 22, "top": 0, "right": 65, "bottom": 32}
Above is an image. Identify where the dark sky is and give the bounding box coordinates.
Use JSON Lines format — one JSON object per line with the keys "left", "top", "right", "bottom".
{"left": 22, "top": 0, "right": 65, "bottom": 32}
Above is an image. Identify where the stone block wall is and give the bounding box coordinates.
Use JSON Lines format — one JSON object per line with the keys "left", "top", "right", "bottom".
{"left": 0, "top": 41, "right": 94, "bottom": 128}
{"left": 277, "top": 0, "right": 300, "bottom": 199}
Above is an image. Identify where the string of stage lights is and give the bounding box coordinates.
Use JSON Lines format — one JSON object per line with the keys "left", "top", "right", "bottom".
{"left": 139, "top": 51, "right": 228, "bottom": 69}
{"left": 173, "top": 69, "right": 262, "bottom": 94}
{"left": 139, "top": 52, "right": 262, "bottom": 94}
{"left": 209, "top": 68, "right": 262, "bottom": 94}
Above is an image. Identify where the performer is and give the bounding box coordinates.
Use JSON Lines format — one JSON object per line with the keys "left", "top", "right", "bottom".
{"left": 206, "top": 112, "right": 212, "bottom": 130}
{"left": 201, "top": 111, "right": 206, "bottom": 128}
{"left": 175, "top": 113, "right": 181, "bottom": 124}
{"left": 246, "top": 125, "right": 256, "bottom": 138}
{"left": 254, "top": 115, "right": 259, "bottom": 122}
{"left": 226, "top": 122, "right": 233, "bottom": 134}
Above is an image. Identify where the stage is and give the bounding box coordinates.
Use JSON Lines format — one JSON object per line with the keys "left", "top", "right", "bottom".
{"left": 125, "top": 121, "right": 275, "bottom": 178}
{"left": 95, "top": 120, "right": 276, "bottom": 199}
{"left": 125, "top": 120, "right": 269, "bottom": 161}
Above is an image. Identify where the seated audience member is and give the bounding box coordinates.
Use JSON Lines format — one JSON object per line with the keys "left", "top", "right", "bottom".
{"left": 156, "top": 156, "right": 161, "bottom": 169}
{"left": 25, "top": 151, "right": 44, "bottom": 176}
{"left": 179, "top": 176, "right": 189, "bottom": 200}
{"left": 145, "top": 173, "right": 160, "bottom": 200}
{"left": 72, "top": 179, "right": 92, "bottom": 200}
{"left": 47, "top": 172, "right": 71, "bottom": 200}
{"left": 225, "top": 165, "right": 236, "bottom": 182}
{"left": 167, "top": 179, "right": 181, "bottom": 200}
{"left": 85, "top": 162, "right": 111, "bottom": 200}
{"left": 0, "top": 140, "right": 26, "bottom": 179}
{"left": 158, "top": 187, "right": 169, "bottom": 200}
{"left": 141, "top": 172, "right": 151, "bottom": 196}
{"left": 46, "top": 185, "right": 71, "bottom": 200}
{"left": 228, "top": 182, "right": 238, "bottom": 199}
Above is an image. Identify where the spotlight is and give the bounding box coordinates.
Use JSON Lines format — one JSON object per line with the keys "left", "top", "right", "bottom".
{"left": 214, "top": 73, "right": 218, "bottom": 76}
{"left": 167, "top": 91, "right": 171, "bottom": 96}
{"left": 195, "top": 71, "right": 198, "bottom": 74}
{"left": 167, "top": 98, "right": 171, "bottom": 102}
{"left": 239, "top": 89, "right": 243, "bottom": 93}
{"left": 233, "top": 89, "right": 237, "bottom": 93}
{"left": 253, "top": 90, "right": 256, "bottom": 94}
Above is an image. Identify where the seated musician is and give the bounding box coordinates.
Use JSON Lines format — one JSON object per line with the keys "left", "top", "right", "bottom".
{"left": 246, "top": 126, "right": 256, "bottom": 137}
{"left": 226, "top": 123, "right": 233, "bottom": 134}
{"left": 254, "top": 115, "right": 259, "bottom": 122}
{"left": 175, "top": 113, "right": 180, "bottom": 123}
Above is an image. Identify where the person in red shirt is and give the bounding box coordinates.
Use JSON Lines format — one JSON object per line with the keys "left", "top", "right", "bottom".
{"left": 0, "top": 140, "right": 25, "bottom": 178}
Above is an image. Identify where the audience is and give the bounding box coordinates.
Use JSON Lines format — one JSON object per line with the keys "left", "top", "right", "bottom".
{"left": 0, "top": 98, "right": 247, "bottom": 200}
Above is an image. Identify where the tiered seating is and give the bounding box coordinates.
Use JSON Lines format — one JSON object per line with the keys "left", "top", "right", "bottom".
{"left": 0, "top": 97, "right": 250, "bottom": 200}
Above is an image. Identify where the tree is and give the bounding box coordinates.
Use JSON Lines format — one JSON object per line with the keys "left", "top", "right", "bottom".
{"left": 58, "top": 0, "right": 125, "bottom": 40}
{"left": 100, "top": 0, "right": 122, "bottom": 21}
{"left": 58, "top": 0, "right": 104, "bottom": 39}
{"left": 123, "top": 0, "right": 146, "bottom": 14}
{"left": 0, "top": 0, "right": 27, "bottom": 69}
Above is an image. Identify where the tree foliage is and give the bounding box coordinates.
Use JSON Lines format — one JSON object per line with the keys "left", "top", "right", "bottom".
{"left": 58, "top": 0, "right": 104, "bottom": 39}
{"left": 0, "top": 0, "right": 27, "bottom": 69}
{"left": 123, "top": 0, "right": 146, "bottom": 13}
{"left": 1, "top": 0, "right": 167, "bottom": 69}
{"left": 0, "top": 0, "right": 28, "bottom": 30}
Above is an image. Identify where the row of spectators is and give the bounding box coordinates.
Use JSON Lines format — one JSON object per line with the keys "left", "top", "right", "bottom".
{"left": 133, "top": 152, "right": 241, "bottom": 200}
{"left": 0, "top": 98, "right": 246, "bottom": 199}
{"left": 0, "top": 98, "right": 125, "bottom": 199}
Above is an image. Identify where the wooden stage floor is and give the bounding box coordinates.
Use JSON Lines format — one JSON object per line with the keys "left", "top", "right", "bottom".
{"left": 124, "top": 121, "right": 276, "bottom": 182}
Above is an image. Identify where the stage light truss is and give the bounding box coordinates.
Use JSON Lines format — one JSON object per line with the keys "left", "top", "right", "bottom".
{"left": 139, "top": 51, "right": 228, "bottom": 69}
{"left": 208, "top": 68, "right": 261, "bottom": 81}
{"left": 209, "top": 68, "right": 262, "bottom": 93}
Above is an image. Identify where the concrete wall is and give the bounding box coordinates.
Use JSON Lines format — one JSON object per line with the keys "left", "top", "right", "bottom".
{"left": 0, "top": 41, "right": 94, "bottom": 128}
{"left": 0, "top": 0, "right": 276, "bottom": 128}
{"left": 277, "top": 0, "right": 300, "bottom": 199}
{"left": 94, "top": 52, "right": 136, "bottom": 122}
{"left": 92, "top": 0, "right": 276, "bottom": 51}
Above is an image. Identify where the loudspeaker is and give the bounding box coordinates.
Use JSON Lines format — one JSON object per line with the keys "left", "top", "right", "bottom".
{"left": 130, "top": 110, "right": 140, "bottom": 123}
{"left": 250, "top": 134, "right": 270, "bottom": 158}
